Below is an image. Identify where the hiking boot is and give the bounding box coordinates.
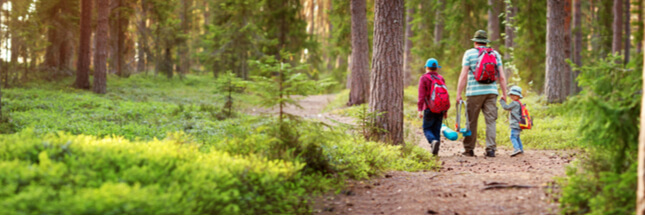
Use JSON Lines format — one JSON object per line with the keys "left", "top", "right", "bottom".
{"left": 461, "top": 150, "right": 474, "bottom": 157}
{"left": 485, "top": 150, "right": 496, "bottom": 157}
{"left": 431, "top": 140, "right": 440, "bottom": 156}
{"left": 510, "top": 150, "right": 522, "bottom": 157}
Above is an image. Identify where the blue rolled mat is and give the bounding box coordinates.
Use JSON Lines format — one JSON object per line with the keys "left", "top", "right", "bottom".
{"left": 441, "top": 124, "right": 459, "bottom": 141}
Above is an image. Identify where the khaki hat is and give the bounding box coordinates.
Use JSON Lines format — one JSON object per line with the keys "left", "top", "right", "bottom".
{"left": 471, "top": 30, "right": 490, "bottom": 43}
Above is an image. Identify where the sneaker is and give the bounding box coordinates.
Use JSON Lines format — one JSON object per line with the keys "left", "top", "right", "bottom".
{"left": 431, "top": 140, "right": 440, "bottom": 156}
{"left": 462, "top": 150, "right": 474, "bottom": 157}
{"left": 510, "top": 150, "right": 522, "bottom": 157}
{"left": 485, "top": 150, "right": 496, "bottom": 157}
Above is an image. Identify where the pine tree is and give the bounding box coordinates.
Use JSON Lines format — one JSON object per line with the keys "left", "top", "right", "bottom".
{"left": 369, "top": 0, "right": 404, "bottom": 144}
{"left": 545, "top": 0, "right": 572, "bottom": 103}
{"left": 613, "top": 0, "right": 623, "bottom": 55}
{"left": 75, "top": 0, "right": 92, "bottom": 89}
{"left": 93, "top": 0, "right": 109, "bottom": 94}
{"left": 348, "top": 0, "right": 370, "bottom": 106}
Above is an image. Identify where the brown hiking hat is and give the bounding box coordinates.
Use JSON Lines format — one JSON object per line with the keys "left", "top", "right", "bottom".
{"left": 471, "top": 30, "right": 490, "bottom": 43}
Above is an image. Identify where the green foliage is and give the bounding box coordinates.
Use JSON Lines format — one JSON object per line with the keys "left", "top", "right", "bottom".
{"left": 214, "top": 71, "right": 248, "bottom": 118}
{"left": 250, "top": 53, "right": 333, "bottom": 121}
{"left": 0, "top": 129, "right": 311, "bottom": 214}
{"left": 0, "top": 74, "right": 437, "bottom": 214}
{"left": 559, "top": 55, "right": 642, "bottom": 215}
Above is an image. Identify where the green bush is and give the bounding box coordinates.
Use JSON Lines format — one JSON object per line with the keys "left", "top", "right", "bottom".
{"left": 558, "top": 55, "right": 641, "bottom": 215}
{"left": 0, "top": 129, "right": 311, "bottom": 214}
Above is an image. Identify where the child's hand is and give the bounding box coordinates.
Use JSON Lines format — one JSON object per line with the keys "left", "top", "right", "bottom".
{"left": 418, "top": 111, "right": 423, "bottom": 119}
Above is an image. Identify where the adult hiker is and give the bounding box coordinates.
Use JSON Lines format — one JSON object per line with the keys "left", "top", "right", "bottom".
{"left": 455, "top": 30, "right": 509, "bottom": 157}
{"left": 418, "top": 58, "right": 450, "bottom": 156}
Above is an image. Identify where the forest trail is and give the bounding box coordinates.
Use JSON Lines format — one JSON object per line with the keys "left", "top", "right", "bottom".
{"left": 286, "top": 94, "right": 576, "bottom": 215}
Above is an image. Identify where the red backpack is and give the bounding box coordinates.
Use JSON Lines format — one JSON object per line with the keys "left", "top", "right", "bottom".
{"left": 474, "top": 47, "right": 500, "bottom": 84}
{"left": 517, "top": 100, "right": 533, "bottom": 130}
{"left": 422, "top": 74, "right": 450, "bottom": 114}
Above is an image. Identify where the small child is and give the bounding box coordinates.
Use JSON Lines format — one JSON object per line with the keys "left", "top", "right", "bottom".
{"left": 499, "top": 86, "right": 524, "bottom": 157}
{"left": 418, "top": 58, "right": 449, "bottom": 156}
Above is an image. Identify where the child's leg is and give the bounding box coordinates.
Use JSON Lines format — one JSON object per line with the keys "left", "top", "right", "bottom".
{"left": 432, "top": 114, "right": 443, "bottom": 143}
{"left": 422, "top": 110, "right": 439, "bottom": 143}
{"left": 518, "top": 130, "right": 524, "bottom": 152}
{"left": 510, "top": 128, "right": 521, "bottom": 151}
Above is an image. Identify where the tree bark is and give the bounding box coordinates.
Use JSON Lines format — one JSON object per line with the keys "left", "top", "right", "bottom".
{"left": 625, "top": 0, "right": 631, "bottom": 64}
{"left": 75, "top": 0, "right": 92, "bottom": 89}
{"left": 638, "top": 0, "right": 643, "bottom": 54}
{"left": 488, "top": 0, "right": 502, "bottom": 49}
{"left": 613, "top": 0, "right": 624, "bottom": 54}
{"left": 545, "top": 0, "right": 572, "bottom": 103}
{"left": 638, "top": 17, "right": 645, "bottom": 212}
{"left": 403, "top": 7, "right": 414, "bottom": 86}
{"left": 572, "top": 0, "right": 582, "bottom": 94}
{"left": 137, "top": 0, "right": 147, "bottom": 73}
{"left": 434, "top": 0, "right": 445, "bottom": 44}
{"left": 348, "top": 0, "right": 370, "bottom": 106}
{"left": 94, "top": 0, "right": 109, "bottom": 94}
{"left": 178, "top": 0, "right": 192, "bottom": 77}
{"left": 504, "top": 1, "right": 516, "bottom": 80}
{"left": 369, "top": 0, "right": 404, "bottom": 145}
{"left": 0, "top": 0, "right": 4, "bottom": 118}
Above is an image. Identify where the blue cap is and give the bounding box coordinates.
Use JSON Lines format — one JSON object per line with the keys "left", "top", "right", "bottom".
{"left": 425, "top": 58, "right": 441, "bottom": 68}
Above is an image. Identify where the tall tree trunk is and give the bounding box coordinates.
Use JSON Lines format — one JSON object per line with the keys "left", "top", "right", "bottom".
{"left": 433, "top": 0, "right": 444, "bottom": 44}
{"left": 638, "top": 0, "right": 643, "bottom": 54}
{"left": 94, "top": 0, "right": 109, "bottom": 94}
{"left": 75, "top": 0, "right": 92, "bottom": 89}
{"left": 488, "top": 0, "right": 501, "bottom": 49}
{"left": 0, "top": 0, "right": 5, "bottom": 118}
{"left": 403, "top": 7, "right": 413, "bottom": 87}
{"left": 348, "top": 0, "right": 370, "bottom": 106}
{"left": 504, "top": 1, "right": 516, "bottom": 80}
{"left": 178, "top": 0, "right": 192, "bottom": 77}
{"left": 369, "top": 0, "right": 404, "bottom": 145}
{"left": 613, "top": 0, "right": 624, "bottom": 54}
{"left": 117, "top": 0, "right": 127, "bottom": 77}
{"left": 572, "top": 0, "right": 582, "bottom": 94}
{"left": 638, "top": 20, "right": 645, "bottom": 214}
{"left": 545, "top": 0, "right": 573, "bottom": 103}
{"left": 625, "top": 0, "right": 631, "bottom": 64}
{"left": 137, "top": 0, "right": 147, "bottom": 73}
{"left": 564, "top": 0, "right": 572, "bottom": 96}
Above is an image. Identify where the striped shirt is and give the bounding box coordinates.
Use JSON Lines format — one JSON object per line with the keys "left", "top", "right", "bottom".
{"left": 462, "top": 46, "right": 503, "bottom": 97}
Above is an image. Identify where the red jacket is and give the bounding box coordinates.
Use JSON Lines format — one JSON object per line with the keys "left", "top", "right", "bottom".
{"left": 418, "top": 72, "right": 446, "bottom": 112}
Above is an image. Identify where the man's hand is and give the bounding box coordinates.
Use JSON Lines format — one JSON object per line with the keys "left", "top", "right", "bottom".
{"left": 418, "top": 111, "right": 424, "bottom": 119}
{"left": 456, "top": 94, "right": 463, "bottom": 104}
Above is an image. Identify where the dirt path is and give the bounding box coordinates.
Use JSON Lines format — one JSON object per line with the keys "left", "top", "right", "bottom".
{"left": 288, "top": 95, "right": 574, "bottom": 215}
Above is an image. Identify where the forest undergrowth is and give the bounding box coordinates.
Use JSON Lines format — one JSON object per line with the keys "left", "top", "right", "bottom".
{"left": 0, "top": 74, "right": 437, "bottom": 214}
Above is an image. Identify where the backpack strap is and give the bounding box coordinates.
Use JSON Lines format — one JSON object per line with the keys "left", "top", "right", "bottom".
{"left": 422, "top": 74, "right": 436, "bottom": 108}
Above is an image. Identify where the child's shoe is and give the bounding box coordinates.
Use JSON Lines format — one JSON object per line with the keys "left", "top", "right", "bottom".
{"left": 431, "top": 140, "right": 440, "bottom": 156}
{"left": 510, "top": 150, "right": 522, "bottom": 157}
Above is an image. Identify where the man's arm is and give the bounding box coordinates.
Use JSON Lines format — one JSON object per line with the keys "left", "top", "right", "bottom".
{"left": 456, "top": 66, "right": 469, "bottom": 103}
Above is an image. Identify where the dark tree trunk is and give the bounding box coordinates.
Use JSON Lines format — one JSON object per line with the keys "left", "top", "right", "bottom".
{"left": 93, "top": 0, "right": 109, "bottom": 94}
{"left": 638, "top": 0, "right": 643, "bottom": 54}
{"left": 403, "top": 7, "right": 414, "bottom": 86}
{"left": 178, "top": 0, "right": 192, "bottom": 77}
{"left": 504, "top": 1, "right": 516, "bottom": 80}
{"left": 434, "top": 0, "right": 444, "bottom": 44}
{"left": 348, "top": 0, "right": 370, "bottom": 106}
{"left": 75, "top": 0, "right": 92, "bottom": 89}
{"left": 369, "top": 0, "right": 404, "bottom": 145}
{"left": 572, "top": 0, "right": 582, "bottom": 94}
{"left": 137, "top": 0, "right": 147, "bottom": 73}
{"left": 117, "top": 0, "right": 127, "bottom": 77}
{"left": 0, "top": 0, "right": 4, "bottom": 118}
{"left": 613, "top": 0, "right": 624, "bottom": 54}
{"left": 488, "top": 0, "right": 502, "bottom": 49}
{"left": 545, "top": 0, "right": 573, "bottom": 103}
{"left": 624, "top": 0, "right": 631, "bottom": 64}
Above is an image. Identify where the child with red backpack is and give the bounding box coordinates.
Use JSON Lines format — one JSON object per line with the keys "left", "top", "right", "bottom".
{"left": 418, "top": 58, "right": 450, "bottom": 156}
{"left": 499, "top": 86, "right": 532, "bottom": 157}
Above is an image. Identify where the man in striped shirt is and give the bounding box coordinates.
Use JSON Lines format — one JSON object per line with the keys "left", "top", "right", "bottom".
{"left": 455, "top": 30, "right": 509, "bottom": 157}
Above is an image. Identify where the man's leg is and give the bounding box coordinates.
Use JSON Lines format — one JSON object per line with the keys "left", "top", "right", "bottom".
{"left": 462, "top": 95, "right": 485, "bottom": 151}
{"left": 482, "top": 94, "right": 499, "bottom": 152}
